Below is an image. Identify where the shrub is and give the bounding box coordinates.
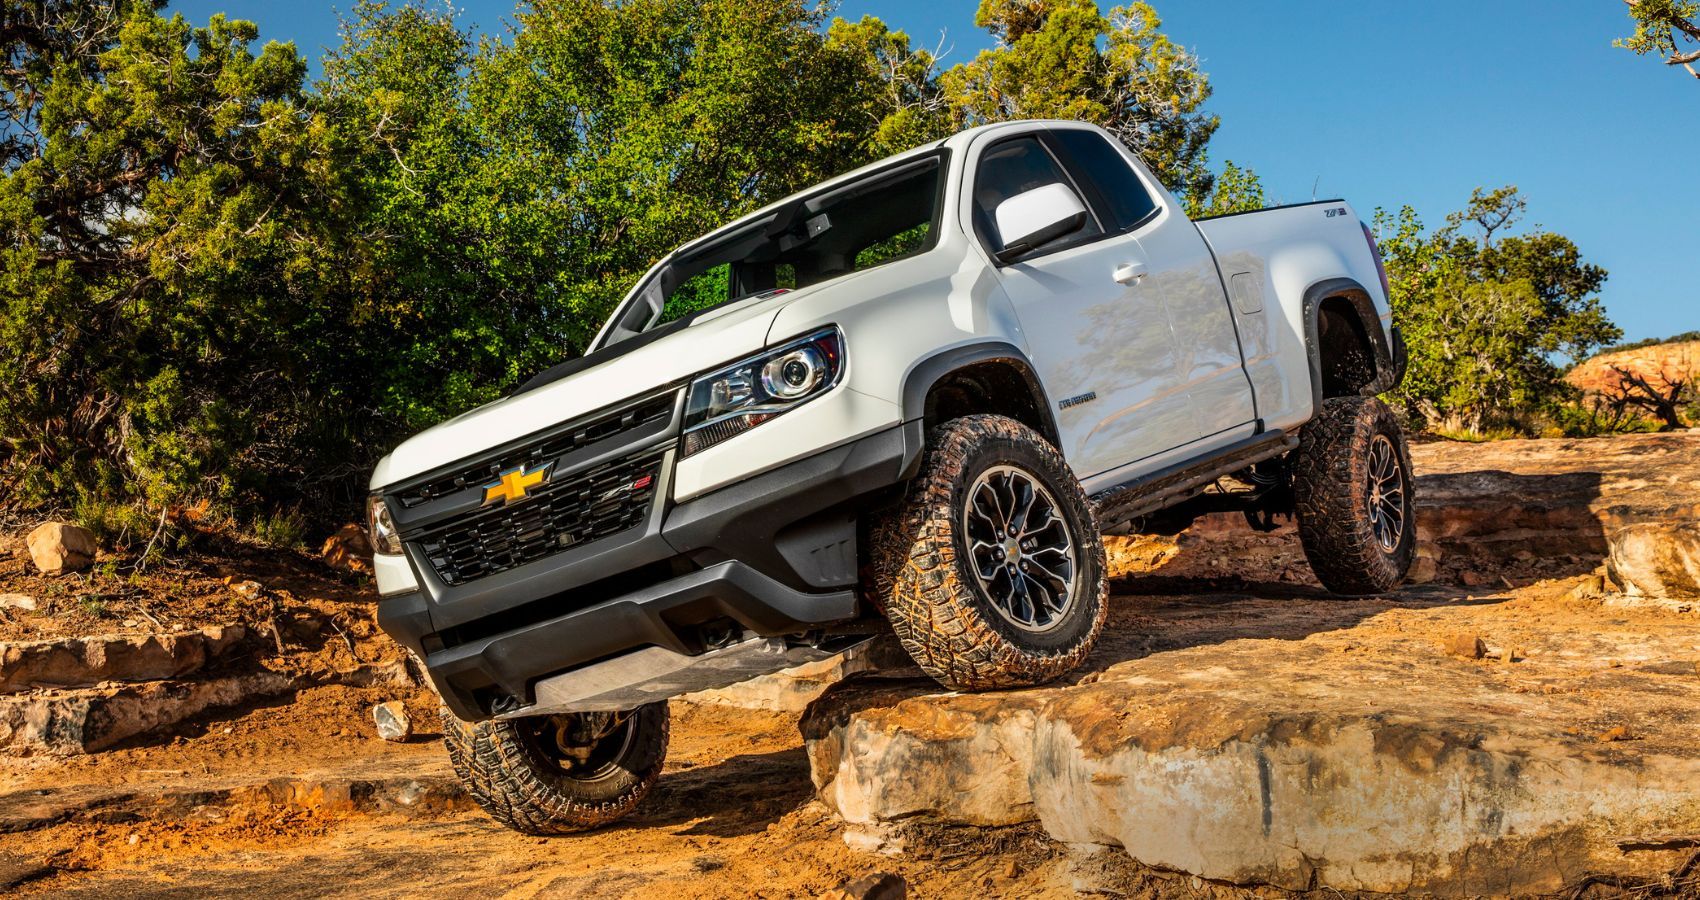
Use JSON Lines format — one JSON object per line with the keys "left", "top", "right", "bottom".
{"left": 253, "top": 509, "right": 310, "bottom": 550}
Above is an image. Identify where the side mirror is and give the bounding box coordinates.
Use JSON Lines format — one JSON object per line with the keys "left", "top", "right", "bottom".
{"left": 993, "top": 182, "right": 1088, "bottom": 264}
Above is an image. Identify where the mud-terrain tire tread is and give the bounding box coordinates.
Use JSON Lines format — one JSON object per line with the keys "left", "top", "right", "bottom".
{"left": 440, "top": 703, "right": 668, "bottom": 835}
{"left": 865, "top": 414, "right": 1107, "bottom": 691}
{"left": 1292, "top": 396, "right": 1416, "bottom": 595}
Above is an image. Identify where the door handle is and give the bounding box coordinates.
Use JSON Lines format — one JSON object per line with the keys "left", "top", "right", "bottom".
{"left": 1113, "top": 261, "right": 1148, "bottom": 285}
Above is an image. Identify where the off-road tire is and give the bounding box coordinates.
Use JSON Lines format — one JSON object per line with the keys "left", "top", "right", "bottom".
{"left": 864, "top": 414, "right": 1107, "bottom": 691}
{"left": 440, "top": 702, "right": 668, "bottom": 835}
{"left": 1292, "top": 396, "right": 1416, "bottom": 594}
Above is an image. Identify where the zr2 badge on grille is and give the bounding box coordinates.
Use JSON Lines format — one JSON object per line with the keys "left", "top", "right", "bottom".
{"left": 482, "top": 463, "right": 553, "bottom": 507}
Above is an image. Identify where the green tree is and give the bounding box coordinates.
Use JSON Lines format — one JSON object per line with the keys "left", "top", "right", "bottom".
{"left": 1374, "top": 187, "right": 1621, "bottom": 433}
{"left": 1185, "top": 161, "right": 1266, "bottom": 218}
{"left": 318, "top": 0, "right": 888, "bottom": 430}
{"left": 0, "top": 5, "right": 345, "bottom": 510}
{"left": 1617, "top": 0, "right": 1700, "bottom": 81}
{"left": 1, "top": 0, "right": 1238, "bottom": 522}
{"left": 1435, "top": 188, "right": 1619, "bottom": 361}
{"left": 939, "top": 0, "right": 1219, "bottom": 202}
{"left": 824, "top": 16, "right": 951, "bottom": 158}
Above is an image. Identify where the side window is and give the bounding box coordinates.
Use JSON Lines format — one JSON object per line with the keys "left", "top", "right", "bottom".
{"left": 972, "top": 137, "right": 1101, "bottom": 252}
{"left": 658, "top": 263, "right": 729, "bottom": 325}
{"left": 854, "top": 223, "right": 931, "bottom": 271}
{"left": 1047, "top": 129, "right": 1160, "bottom": 233}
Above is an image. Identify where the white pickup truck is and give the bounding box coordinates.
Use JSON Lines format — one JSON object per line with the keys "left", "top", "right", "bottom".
{"left": 366, "top": 120, "right": 1412, "bottom": 834}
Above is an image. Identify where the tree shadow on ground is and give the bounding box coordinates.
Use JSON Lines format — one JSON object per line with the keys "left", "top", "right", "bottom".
{"left": 1088, "top": 580, "right": 1493, "bottom": 674}
{"left": 620, "top": 746, "right": 812, "bottom": 839}
{"left": 1112, "top": 468, "right": 1608, "bottom": 601}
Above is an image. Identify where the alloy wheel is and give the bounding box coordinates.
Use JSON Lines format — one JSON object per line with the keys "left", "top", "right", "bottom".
{"left": 962, "top": 465, "right": 1079, "bottom": 632}
{"left": 1366, "top": 434, "right": 1406, "bottom": 553}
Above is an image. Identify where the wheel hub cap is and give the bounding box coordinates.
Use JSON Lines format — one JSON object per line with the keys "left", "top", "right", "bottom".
{"left": 1366, "top": 434, "right": 1406, "bottom": 553}
{"left": 526, "top": 711, "right": 636, "bottom": 782}
{"left": 964, "top": 465, "right": 1078, "bottom": 633}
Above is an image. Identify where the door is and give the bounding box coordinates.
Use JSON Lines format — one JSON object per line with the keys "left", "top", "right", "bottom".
{"left": 1045, "top": 126, "right": 1257, "bottom": 440}
{"left": 970, "top": 134, "right": 1198, "bottom": 478}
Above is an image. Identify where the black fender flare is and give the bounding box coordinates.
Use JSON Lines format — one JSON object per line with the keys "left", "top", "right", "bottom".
{"left": 1301, "top": 277, "right": 1406, "bottom": 414}
{"left": 899, "top": 341, "right": 1062, "bottom": 449}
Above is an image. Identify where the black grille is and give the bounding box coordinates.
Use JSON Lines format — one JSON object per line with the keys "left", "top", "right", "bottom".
{"left": 395, "top": 393, "right": 675, "bottom": 509}
{"left": 416, "top": 445, "right": 667, "bottom": 586}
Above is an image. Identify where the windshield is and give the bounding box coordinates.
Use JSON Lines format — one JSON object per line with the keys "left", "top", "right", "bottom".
{"left": 596, "top": 153, "right": 946, "bottom": 349}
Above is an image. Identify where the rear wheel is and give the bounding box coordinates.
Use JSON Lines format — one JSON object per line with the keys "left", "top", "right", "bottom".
{"left": 1292, "top": 396, "right": 1416, "bottom": 594}
{"left": 441, "top": 702, "right": 668, "bottom": 835}
{"left": 865, "top": 415, "right": 1106, "bottom": 691}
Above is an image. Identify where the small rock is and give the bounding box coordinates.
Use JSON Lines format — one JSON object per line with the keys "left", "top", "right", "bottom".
{"left": 321, "top": 523, "right": 374, "bottom": 574}
{"left": 122, "top": 619, "right": 138, "bottom": 628}
{"left": 842, "top": 826, "right": 904, "bottom": 856}
{"left": 821, "top": 872, "right": 906, "bottom": 900}
{"left": 1406, "top": 557, "right": 1437, "bottom": 585}
{"left": 1001, "top": 859, "right": 1021, "bottom": 879}
{"left": 228, "top": 580, "right": 265, "bottom": 600}
{"left": 1499, "top": 646, "right": 1517, "bottom": 664}
{"left": 372, "top": 701, "right": 413, "bottom": 742}
{"left": 1570, "top": 575, "right": 1605, "bottom": 600}
{"left": 1442, "top": 633, "right": 1487, "bottom": 660}
{"left": 1460, "top": 571, "right": 1491, "bottom": 588}
{"left": 1597, "top": 725, "right": 1636, "bottom": 743}
{"left": 26, "top": 522, "right": 97, "bottom": 575}
{"left": 0, "top": 593, "right": 37, "bottom": 611}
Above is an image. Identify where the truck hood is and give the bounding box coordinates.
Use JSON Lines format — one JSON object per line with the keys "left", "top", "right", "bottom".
{"left": 370, "top": 290, "right": 809, "bottom": 490}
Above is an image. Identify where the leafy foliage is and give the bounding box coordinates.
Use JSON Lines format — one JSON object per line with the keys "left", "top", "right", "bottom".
{"left": 1374, "top": 187, "right": 1621, "bottom": 433}
{"left": 0, "top": 0, "right": 1624, "bottom": 526}
{"left": 0, "top": 0, "right": 1236, "bottom": 523}
{"left": 0, "top": 3, "right": 351, "bottom": 513}
{"left": 1185, "top": 161, "right": 1267, "bottom": 218}
{"left": 1617, "top": 0, "right": 1700, "bottom": 81}
{"left": 941, "top": 0, "right": 1219, "bottom": 203}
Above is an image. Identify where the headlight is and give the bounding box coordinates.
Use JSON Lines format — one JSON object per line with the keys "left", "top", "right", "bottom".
{"left": 682, "top": 327, "right": 843, "bottom": 456}
{"left": 367, "top": 495, "right": 403, "bottom": 556}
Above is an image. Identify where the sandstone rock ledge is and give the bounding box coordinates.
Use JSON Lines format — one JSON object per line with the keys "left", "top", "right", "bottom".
{"left": 800, "top": 585, "right": 1700, "bottom": 896}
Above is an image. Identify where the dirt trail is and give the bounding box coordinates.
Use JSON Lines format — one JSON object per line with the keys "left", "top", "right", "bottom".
{"left": 7, "top": 574, "right": 1695, "bottom": 898}
{"left": 2, "top": 689, "right": 1071, "bottom": 898}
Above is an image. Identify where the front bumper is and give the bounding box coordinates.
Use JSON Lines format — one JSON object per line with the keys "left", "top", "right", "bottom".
{"left": 378, "top": 421, "right": 922, "bottom": 720}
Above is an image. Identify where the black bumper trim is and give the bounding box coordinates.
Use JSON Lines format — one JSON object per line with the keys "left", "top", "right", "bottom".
{"left": 380, "top": 421, "right": 923, "bottom": 721}
{"left": 425, "top": 561, "right": 856, "bottom": 720}
{"left": 662, "top": 420, "right": 923, "bottom": 591}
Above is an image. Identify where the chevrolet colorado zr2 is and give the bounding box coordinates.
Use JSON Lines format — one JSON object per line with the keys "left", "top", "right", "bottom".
{"left": 366, "top": 120, "right": 1413, "bottom": 833}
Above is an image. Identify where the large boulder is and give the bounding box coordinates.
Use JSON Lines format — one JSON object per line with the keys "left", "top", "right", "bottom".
{"left": 801, "top": 587, "right": 1700, "bottom": 896}
{"left": 25, "top": 522, "right": 97, "bottom": 576}
{"left": 1607, "top": 521, "right": 1700, "bottom": 598}
{"left": 0, "top": 626, "right": 246, "bottom": 694}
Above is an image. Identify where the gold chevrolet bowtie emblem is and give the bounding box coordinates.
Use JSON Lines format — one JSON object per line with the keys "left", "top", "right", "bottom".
{"left": 482, "top": 463, "right": 551, "bottom": 507}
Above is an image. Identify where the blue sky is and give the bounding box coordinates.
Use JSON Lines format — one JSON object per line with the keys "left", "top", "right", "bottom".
{"left": 171, "top": 0, "right": 1696, "bottom": 346}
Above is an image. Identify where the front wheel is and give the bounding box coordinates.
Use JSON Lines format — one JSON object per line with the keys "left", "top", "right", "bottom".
{"left": 441, "top": 702, "right": 668, "bottom": 835}
{"left": 865, "top": 414, "right": 1107, "bottom": 691}
{"left": 1292, "top": 396, "right": 1416, "bottom": 594}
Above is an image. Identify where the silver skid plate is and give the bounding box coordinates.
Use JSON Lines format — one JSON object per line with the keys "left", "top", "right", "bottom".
{"left": 499, "top": 636, "right": 873, "bottom": 717}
